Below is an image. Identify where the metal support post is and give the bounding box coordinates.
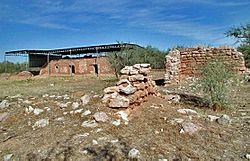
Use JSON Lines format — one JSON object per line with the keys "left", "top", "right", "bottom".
{"left": 47, "top": 53, "right": 50, "bottom": 77}
{"left": 4, "top": 54, "right": 7, "bottom": 73}
{"left": 70, "top": 49, "right": 73, "bottom": 78}
{"left": 26, "top": 53, "right": 29, "bottom": 71}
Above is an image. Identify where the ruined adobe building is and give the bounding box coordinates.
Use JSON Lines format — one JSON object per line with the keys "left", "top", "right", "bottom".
{"left": 5, "top": 44, "right": 141, "bottom": 76}
{"left": 39, "top": 57, "right": 112, "bottom": 76}
{"left": 165, "top": 47, "right": 246, "bottom": 84}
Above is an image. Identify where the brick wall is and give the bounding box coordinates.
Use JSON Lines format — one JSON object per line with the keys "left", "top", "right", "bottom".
{"left": 40, "top": 56, "right": 114, "bottom": 76}
{"left": 165, "top": 47, "right": 246, "bottom": 84}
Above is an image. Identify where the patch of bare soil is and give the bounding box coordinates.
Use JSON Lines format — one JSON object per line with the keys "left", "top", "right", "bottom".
{"left": 0, "top": 75, "right": 249, "bottom": 160}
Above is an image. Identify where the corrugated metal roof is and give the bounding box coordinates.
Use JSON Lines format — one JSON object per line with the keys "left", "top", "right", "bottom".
{"left": 5, "top": 43, "right": 142, "bottom": 56}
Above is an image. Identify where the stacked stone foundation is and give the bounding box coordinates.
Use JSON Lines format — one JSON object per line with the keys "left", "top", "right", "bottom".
{"left": 165, "top": 47, "right": 246, "bottom": 84}
{"left": 102, "top": 64, "right": 157, "bottom": 108}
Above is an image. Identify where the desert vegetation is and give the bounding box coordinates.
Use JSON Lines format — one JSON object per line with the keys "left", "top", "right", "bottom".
{"left": 0, "top": 62, "right": 26, "bottom": 74}
{"left": 226, "top": 23, "right": 250, "bottom": 68}
{"left": 107, "top": 45, "right": 167, "bottom": 78}
{"left": 194, "top": 57, "right": 237, "bottom": 110}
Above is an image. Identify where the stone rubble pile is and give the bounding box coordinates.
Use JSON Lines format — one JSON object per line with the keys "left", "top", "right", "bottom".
{"left": 102, "top": 64, "right": 157, "bottom": 108}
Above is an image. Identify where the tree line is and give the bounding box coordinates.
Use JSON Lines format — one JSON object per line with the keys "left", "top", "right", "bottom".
{"left": 0, "top": 61, "right": 27, "bottom": 73}
{"left": 106, "top": 45, "right": 168, "bottom": 77}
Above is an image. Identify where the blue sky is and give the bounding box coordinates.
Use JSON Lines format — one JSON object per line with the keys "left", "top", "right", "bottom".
{"left": 0, "top": 0, "right": 249, "bottom": 62}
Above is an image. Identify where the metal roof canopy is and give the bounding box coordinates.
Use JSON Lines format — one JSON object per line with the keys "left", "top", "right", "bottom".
{"left": 5, "top": 43, "right": 142, "bottom": 56}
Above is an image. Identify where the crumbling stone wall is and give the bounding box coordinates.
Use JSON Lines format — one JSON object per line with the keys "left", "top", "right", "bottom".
{"left": 102, "top": 64, "right": 157, "bottom": 108}
{"left": 165, "top": 47, "right": 246, "bottom": 84}
{"left": 40, "top": 57, "right": 113, "bottom": 75}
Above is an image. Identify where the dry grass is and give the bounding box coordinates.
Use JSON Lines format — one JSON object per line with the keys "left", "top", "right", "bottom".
{"left": 0, "top": 71, "right": 249, "bottom": 160}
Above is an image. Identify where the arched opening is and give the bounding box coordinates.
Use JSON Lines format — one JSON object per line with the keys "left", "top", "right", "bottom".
{"left": 55, "top": 65, "right": 59, "bottom": 73}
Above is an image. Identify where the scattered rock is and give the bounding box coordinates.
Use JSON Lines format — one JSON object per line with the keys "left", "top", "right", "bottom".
{"left": 3, "top": 154, "right": 13, "bottom": 161}
{"left": 216, "top": 114, "right": 231, "bottom": 125}
{"left": 49, "top": 95, "right": 56, "bottom": 98}
{"left": 179, "top": 129, "right": 185, "bottom": 134}
{"left": 0, "top": 112, "right": 9, "bottom": 122}
{"left": 163, "top": 94, "right": 180, "bottom": 103}
{"left": 81, "top": 133, "right": 90, "bottom": 137}
{"left": 177, "top": 109, "right": 198, "bottom": 115}
{"left": 74, "top": 109, "right": 83, "bottom": 114}
{"left": 128, "top": 148, "right": 140, "bottom": 159}
{"left": 158, "top": 159, "right": 168, "bottom": 161}
{"left": 93, "top": 112, "right": 109, "bottom": 122}
{"left": 82, "top": 110, "right": 91, "bottom": 116}
{"left": 181, "top": 121, "right": 201, "bottom": 135}
{"left": 116, "top": 110, "right": 129, "bottom": 122}
{"left": 110, "top": 139, "right": 119, "bottom": 143}
{"left": 170, "top": 118, "right": 184, "bottom": 125}
{"left": 0, "top": 100, "right": 10, "bottom": 109}
{"left": 93, "top": 95, "right": 99, "bottom": 98}
{"left": 81, "top": 95, "right": 91, "bottom": 105}
{"left": 55, "top": 117, "right": 64, "bottom": 121}
{"left": 42, "top": 94, "right": 49, "bottom": 97}
{"left": 206, "top": 115, "right": 220, "bottom": 122}
{"left": 33, "top": 108, "right": 44, "bottom": 115}
{"left": 23, "top": 100, "right": 32, "bottom": 104}
{"left": 25, "top": 106, "right": 34, "bottom": 114}
{"left": 56, "top": 102, "right": 67, "bottom": 108}
{"left": 72, "top": 102, "right": 80, "bottom": 109}
{"left": 245, "top": 154, "right": 250, "bottom": 160}
{"left": 81, "top": 120, "right": 97, "bottom": 128}
{"left": 92, "top": 139, "right": 98, "bottom": 145}
{"left": 96, "top": 128, "right": 103, "bottom": 133}
{"left": 33, "top": 119, "right": 49, "bottom": 128}
{"left": 112, "top": 119, "right": 121, "bottom": 126}
{"left": 44, "top": 107, "right": 51, "bottom": 111}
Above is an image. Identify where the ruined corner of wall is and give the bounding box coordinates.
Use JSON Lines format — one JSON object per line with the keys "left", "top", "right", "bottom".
{"left": 165, "top": 49, "right": 181, "bottom": 84}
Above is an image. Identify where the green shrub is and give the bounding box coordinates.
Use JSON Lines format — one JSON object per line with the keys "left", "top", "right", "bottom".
{"left": 195, "top": 58, "right": 237, "bottom": 110}
{"left": 0, "top": 61, "right": 27, "bottom": 73}
{"left": 226, "top": 23, "right": 250, "bottom": 68}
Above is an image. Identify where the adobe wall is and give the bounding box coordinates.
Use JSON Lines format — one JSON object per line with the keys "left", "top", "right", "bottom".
{"left": 165, "top": 47, "right": 246, "bottom": 84}
{"left": 40, "top": 56, "right": 114, "bottom": 76}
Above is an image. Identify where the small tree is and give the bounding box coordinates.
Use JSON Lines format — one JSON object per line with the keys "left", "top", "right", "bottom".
{"left": 196, "top": 58, "right": 236, "bottom": 110}
{"left": 226, "top": 23, "right": 250, "bottom": 67}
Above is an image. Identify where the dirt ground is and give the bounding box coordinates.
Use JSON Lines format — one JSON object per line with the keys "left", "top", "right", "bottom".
{"left": 0, "top": 70, "right": 249, "bottom": 160}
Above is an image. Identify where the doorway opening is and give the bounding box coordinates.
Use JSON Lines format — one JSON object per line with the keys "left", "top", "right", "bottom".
{"left": 93, "top": 64, "right": 98, "bottom": 75}
{"left": 69, "top": 65, "right": 75, "bottom": 74}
